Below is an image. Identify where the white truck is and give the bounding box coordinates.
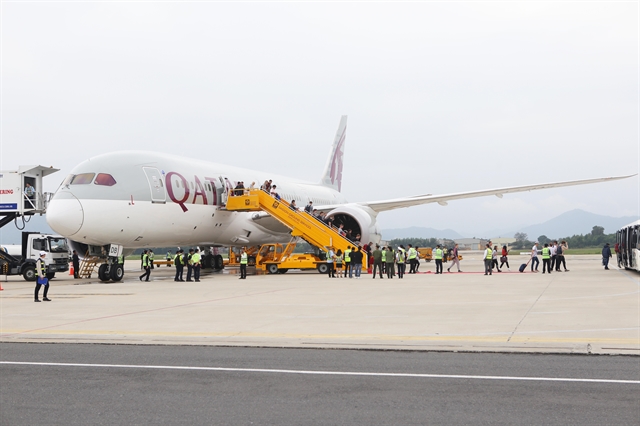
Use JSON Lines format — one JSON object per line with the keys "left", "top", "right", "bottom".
{"left": 0, "top": 232, "right": 70, "bottom": 281}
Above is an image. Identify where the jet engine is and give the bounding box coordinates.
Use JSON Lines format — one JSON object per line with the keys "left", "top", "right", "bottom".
{"left": 325, "top": 204, "right": 381, "bottom": 246}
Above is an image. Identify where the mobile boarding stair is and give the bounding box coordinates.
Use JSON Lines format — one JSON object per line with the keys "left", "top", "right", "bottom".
{"left": 225, "top": 189, "right": 364, "bottom": 269}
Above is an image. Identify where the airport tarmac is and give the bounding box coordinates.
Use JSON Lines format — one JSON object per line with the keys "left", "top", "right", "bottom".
{"left": 0, "top": 254, "right": 638, "bottom": 355}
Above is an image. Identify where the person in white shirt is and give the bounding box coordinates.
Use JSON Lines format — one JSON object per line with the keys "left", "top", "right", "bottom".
{"left": 531, "top": 242, "right": 540, "bottom": 272}
{"left": 549, "top": 241, "right": 558, "bottom": 270}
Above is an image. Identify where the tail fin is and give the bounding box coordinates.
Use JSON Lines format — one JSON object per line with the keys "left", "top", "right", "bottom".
{"left": 320, "top": 115, "right": 347, "bottom": 192}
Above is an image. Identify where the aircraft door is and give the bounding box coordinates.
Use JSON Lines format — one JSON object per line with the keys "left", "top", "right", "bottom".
{"left": 143, "top": 167, "right": 166, "bottom": 203}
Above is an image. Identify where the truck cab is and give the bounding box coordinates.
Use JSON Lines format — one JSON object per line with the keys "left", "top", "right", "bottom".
{"left": 0, "top": 232, "right": 69, "bottom": 281}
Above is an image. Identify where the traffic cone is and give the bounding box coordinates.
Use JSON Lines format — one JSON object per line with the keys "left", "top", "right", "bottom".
{"left": 0, "top": 282, "right": 3, "bottom": 291}
{"left": 69, "top": 265, "right": 74, "bottom": 276}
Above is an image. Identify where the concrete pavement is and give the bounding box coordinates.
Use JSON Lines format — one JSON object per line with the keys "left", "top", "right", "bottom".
{"left": 1, "top": 254, "right": 638, "bottom": 354}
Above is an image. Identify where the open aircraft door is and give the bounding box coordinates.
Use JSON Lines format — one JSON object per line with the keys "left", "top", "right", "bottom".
{"left": 143, "top": 167, "right": 166, "bottom": 203}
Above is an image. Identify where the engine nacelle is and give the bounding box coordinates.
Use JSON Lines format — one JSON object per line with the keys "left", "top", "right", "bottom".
{"left": 326, "top": 204, "right": 381, "bottom": 246}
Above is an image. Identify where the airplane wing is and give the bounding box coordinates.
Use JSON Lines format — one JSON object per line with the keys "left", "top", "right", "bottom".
{"left": 355, "top": 174, "right": 636, "bottom": 213}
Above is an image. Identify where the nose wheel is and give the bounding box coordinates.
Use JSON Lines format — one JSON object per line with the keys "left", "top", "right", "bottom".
{"left": 98, "top": 262, "right": 124, "bottom": 282}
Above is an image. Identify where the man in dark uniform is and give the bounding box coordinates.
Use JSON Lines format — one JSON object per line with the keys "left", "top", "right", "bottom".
{"left": 174, "top": 250, "right": 185, "bottom": 282}
{"left": 139, "top": 250, "right": 151, "bottom": 281}
{"left": 72, "top": 250, "right": 80, "bottom": 279}
{"left": 186, "top": 249, "right": 194, "bottom": 281}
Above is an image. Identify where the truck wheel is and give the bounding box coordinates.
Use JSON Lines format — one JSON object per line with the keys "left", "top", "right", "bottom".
{"left": 267, "top": 264, "right": 279, "bottom": 274}
{"left": 46, "top": 272, "right": 56, "bottom": 280}
{"left": 22, "top": 266, "right": 36, "bottom": 281}
{"left": 277, "top": 269, "right": 288, "bottom": 274}
{"left": 98, "top": 264, "right": 110, "bottom": 282}
{"left": 110, "top": 264, "right": 124, "bottom": 282}
{"left": 317, "top": 263, "right": 329, "bottom": 274}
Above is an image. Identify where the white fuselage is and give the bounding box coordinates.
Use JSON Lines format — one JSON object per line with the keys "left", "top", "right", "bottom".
{"left": 47, "top": 151, "right": 349, "bottom": 248}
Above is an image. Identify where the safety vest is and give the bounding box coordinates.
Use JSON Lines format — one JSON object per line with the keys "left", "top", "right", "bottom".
{"left": 192, "top": 253, "right": 201, "bottom": 265}
{"left": 485, "top": 249, "right": 492, "bottom": 260}
{"left": 434, "top": 249, "right": 443, "bottom": 260}
{"left": 37, "top": 258, "right": 46, "bottom": 277}
{"left": 408, "top": 248, "right": 417, "bottom": 260}
{"left": 118, "top": 255, "right": 124, "bottom": 264}
{"left": 166, "top": 252, "right": 172, "bottom": 260}
{"left": 142, "top": 254, "right": 149, "bottom": 267}
{"left": 344, "top": 249, "right": 351, "bottom": 262}
{"left": 381, "top": 250, "right": 386, "bottom": 262}
{"left": 397, "top": 250, "right": 405, "bottom": 263}
{"left": 174, "top": 254, "right": 182, "bottom": 266}
{"left": 542, "top": 247, "right": 550, "bottom": 259}
{"left": 149, "top": 252, "right": 154, "bottom": 260}
{"left": 240, "top": 252, "right": 248, "bottom": 265}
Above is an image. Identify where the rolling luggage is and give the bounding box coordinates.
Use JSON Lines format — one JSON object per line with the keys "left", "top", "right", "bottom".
{"left": 519, "top": 258, "right": 531, "bottom": 273}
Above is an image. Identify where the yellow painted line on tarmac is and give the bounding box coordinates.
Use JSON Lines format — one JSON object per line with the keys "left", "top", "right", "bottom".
{"left": 1, "top": 329, "right": 638, "bottom": 346}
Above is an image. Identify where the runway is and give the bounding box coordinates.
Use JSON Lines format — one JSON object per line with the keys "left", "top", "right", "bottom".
{"left": 1, "top": 343, "right": 638, "bottom": 425}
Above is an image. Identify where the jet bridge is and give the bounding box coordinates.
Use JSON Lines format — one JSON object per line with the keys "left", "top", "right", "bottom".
{"left": 225, "top": 189, "right": 365, "bottom": 266}
{"left": 0, "top": 165, "right": 59, "bottom": 229}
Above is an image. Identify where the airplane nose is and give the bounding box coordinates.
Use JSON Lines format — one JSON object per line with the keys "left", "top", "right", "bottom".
{"left": 46, "top": 191, "right": 84, "bottom": 236}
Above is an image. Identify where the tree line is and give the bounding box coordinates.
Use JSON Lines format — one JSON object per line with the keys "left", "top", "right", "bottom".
{"left": 513, "top": 226, "right": 614, "bottom": 249}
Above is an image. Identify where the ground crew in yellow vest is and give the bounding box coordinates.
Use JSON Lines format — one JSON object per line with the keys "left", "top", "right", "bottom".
{"left": 380, "top": 246, "right": 387, "bottom": 274}
{"left": 186, "top": 249, "right": 194, "bottom": 281}
{"left": 385, "top": 246, "right": 395, "bottom": 279}
{"left": 192, "top": 248, "right": 202, "bottom": 282}
{"left": 139, "top": 249, "right": 151, "bottom": 281}
{"left": 407, "top": 245, "right": 418, "bottom": 274}
{"left": 542, "top": 243, "right": 552, "bottom": 274}
{"left": 239, "top": 247, "right": 248, "bottom": 279}
{"left": 396, "top": 245, "right": 406, "bottom": 279}
{"left": 166, "top": 250, "right": 172, "bottom": 267}
{"left": 434, "top": 245, "right": 444, "bottom": 274}
{"left": 344, "top": 246, "right": 352, "bottom": 278}
{"left": 34, "top": 251, "right": 51, "bottom": 302}
{"left": 174, "top": 249, "right": 185, "bottom": 282}
{"left": 483, "top": 244, "right": 493, "bottom": 276}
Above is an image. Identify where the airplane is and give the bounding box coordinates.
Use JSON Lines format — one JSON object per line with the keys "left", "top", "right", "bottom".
{"left": 46, "top": 116, "right": 634, "bottom": 281}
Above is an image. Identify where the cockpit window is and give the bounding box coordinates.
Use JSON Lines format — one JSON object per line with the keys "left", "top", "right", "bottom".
{"left": 62, "top": 174, "right": 74, "bottom": 186}
{"left": 71, "top": 173, "right": 95, "bottom": 185}
{"left": 94, "top": 173, "right": 117, "bottom": 186}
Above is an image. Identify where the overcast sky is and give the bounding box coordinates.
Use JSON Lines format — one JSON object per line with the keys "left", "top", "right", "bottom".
{"left": 2, "top": 2, "right": 638, "bottom": 236}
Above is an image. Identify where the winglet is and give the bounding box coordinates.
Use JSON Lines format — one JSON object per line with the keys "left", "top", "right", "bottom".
{"left": 320, "top": 115, "right": 347, "bottom": 192}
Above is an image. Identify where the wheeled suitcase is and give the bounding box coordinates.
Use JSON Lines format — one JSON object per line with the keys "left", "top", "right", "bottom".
{"left": 519, "top": 258, "right": 531, "bottom": 273}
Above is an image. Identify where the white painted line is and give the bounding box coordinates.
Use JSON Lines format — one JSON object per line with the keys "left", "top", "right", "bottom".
{"left": 1, "top": 361, "right": 638, "bottom": 384}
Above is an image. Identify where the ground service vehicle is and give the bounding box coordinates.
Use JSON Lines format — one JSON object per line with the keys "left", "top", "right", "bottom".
{"left": 227, "top": 242, "right": 328, "bottom": 274}
{"left": 616, "top": 220, "right": 639, "bottom": 272}
{"left": 0, "top": 232, "right": 69, "bottom": 281}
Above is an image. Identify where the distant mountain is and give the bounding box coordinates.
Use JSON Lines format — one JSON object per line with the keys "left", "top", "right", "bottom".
{"left": 511, "top": 209, "right": 637, "bottom": 240}
{"left": 0, "top": 215, "right": 54, "bottom": 245}
{"left": 382, "top": 226, "right": 463, "bottom": 240}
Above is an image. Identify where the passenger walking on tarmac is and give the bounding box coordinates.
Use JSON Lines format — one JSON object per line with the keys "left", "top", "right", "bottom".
{"left": 447, "top": 244, "right": 462, "bottom": 272}
{"left": 414, "top": 247, "right": 421, "bottom": 273}
{"left": 344, "top": 246, "right": 352, "bottom": 278}
{"left": 385, "top": 246, "right": 396, "bottom": 278}
{"left": 192, "top": 248, "right": 202, "bottom": 282}
{"left": 239, "top": 247, "right": 248, "bottom": 279}
{"left": 139, "top": 250, "right": 151, "bottom": 281}
{"left": 541, "top": 243, "right": 552, "bottom": 274}
{"left": 531, "top": 242, "right": 540, "bottom": 272}
{"left": 174, "top": 250, "right": 185, "bottom": 281}
{"left": 326, "top": 248, "right": 335, "bottom": 278}
{"left": 558, "top": 240, "right": 569, "bottom": 271}
{"left": 554, "top": 241, "right": 564, "bottom": 272}
{"left": 335, "top": 249, "right": 343, "bottom": 278}
{"left": 499, "top": 245, "right": 510, "bottom": 271}
{"left": 434, "top": 245, "right": 444, "bottom": 274}
{"left": 149, "top": 249, "right": 155, "bottom": 269}
{"left": 186, "top": 249, "right": 194, "bottom": 281}
{"left": 72, "top": 250, "right": 80, "bottom": 279}
{"left": 483, "top": 244, "right": 493, "bottom": 276}
{"left": 492, "top": 245, "right": 501, "bottom": 272}
{"left": 549, "top": 241, "right": 558, "bottom": 271}
{"left": 396, "top": 246, "right": 406, "bottom": 279}
{"left": 372, "top": 244, "right": 383, "bottom": 278}
{"left": 34, "top": 251, "right": 51, "bottom": 302}
{"left": 304, "top": 201, "right": 313, "bottom": 213}
{"left": 351, "top": 246, "right": 363, "bottom": 278}
{"left": 602, "top": 243, "right": 612, "bottom": 270}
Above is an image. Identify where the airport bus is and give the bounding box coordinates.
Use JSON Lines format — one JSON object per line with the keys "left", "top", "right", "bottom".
{"left": 616, "top": 220, "right": 639, "bottom": 272}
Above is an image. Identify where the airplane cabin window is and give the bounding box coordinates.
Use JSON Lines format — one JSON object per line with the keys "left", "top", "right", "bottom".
{"left": 70, "top": 173, "right": 95, "bottom": 185}
{"left": 94, "top": 173, "right": 117, "bottom": 186}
